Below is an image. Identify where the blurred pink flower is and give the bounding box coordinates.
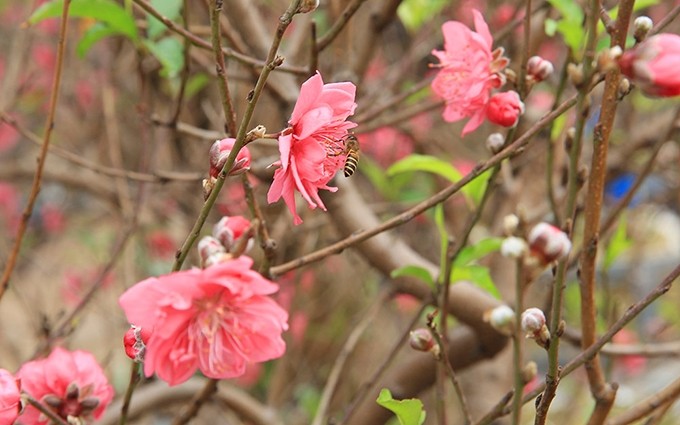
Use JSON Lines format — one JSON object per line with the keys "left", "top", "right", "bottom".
{"left": 431, "top": 9, "right": 508, "bottom": 136}
{"left": 267, "top": 71, "right": 357, "bottom": 225}
{"left": 0, "top": 369, "right": 20, "bottom": 424}
{"left": 618, "top": 33, "right": 680, "bottom": 97}
{"left": 357, "top": 127, "right": 414, "bottom": 168}
{"left": 119, "top": 257, "right": 289, "bottom": 386}
{"left": 213, "top": 215, "right": 251, "bottom": 251}
{"left": 0, "top": 182, "right": 20, "bottom": 234}
{"left": 0, "top": 122, "right": 19, "bottom": 153}
{"left": 17, "top": 347, "right": 114, "bottom": 424}
{"left": 145, "top": 230, "right": 176, "bottom": 259}
{"left": 485, "top": 91, "right": 524, "bottom": 127}
{"left": 61, "top": 269, "right": 114, "bottom": 306}
{"left": 40, "top": 202, "right": 65, "bottom": 234}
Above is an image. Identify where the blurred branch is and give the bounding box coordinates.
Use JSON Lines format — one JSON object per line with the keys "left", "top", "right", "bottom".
{"left": 606, "top": 375, "right": 680, "bottom": 425}
{"left": 649, "top": 4, "right": 680, "bottom": 36}
{"left": 1, "top": 113, "right": 203, "bottom": 183}
{"left": 0, "top": 0, "right": 72, "bottom": 302}
{"left": 208, "top": 0, "right": 238, "bottom": 136}
{"left": 316, "top": 0, "right": 368, "bottom": 51}
{"left": 172, "top": 379, "right": 218, "bottom": 425}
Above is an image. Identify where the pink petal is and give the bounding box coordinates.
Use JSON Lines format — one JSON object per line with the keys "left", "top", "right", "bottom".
{"left": 472, "top": 9, "right": 493, "bottom": 48}
{"left": 290, "top": 71, "right": 324, "bottom": 124}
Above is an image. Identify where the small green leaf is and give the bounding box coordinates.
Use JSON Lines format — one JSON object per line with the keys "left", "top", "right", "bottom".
{"left": 28, "top": 0, "right": 138, "bottom": 41}
{"left": 358, "top": 156, "right": 393, "bottom": 198}
{"left": 550, "top": 114, "right": 566, "bottom": 142}
{"left": 144, "top": 37, "right": 184, "bottom": 78}
{"left": 184, "top": 73, "right": 210, "bottom": 99}
{"left": 376, "top": 389, "right": 426, "bottom": 425}
{"left": 544, "top": 19, "right": 558, "bottom": 37}
{"left": 388, "top": 154, "right": 462, "bottom": 184}
{"left": 454, "top": 238, "right": 502, "bottom": 266}
{"left": 391, "top": 265, "right": 435, "bottom": 288}
{"left": 464, "top": 167, "right": 492, "bottom": 205}
{"left": 147, "top": 0, "right": 183, "bottom": 39}
{"left": 397, "top": 0, "right": 448, "bottom": 32}
{"left": 450, "top": 265, "right": 500, "bottom": 299}
{"left": 76, "top": 22, "right": 119, "bottom": 57}
{"left": 433, "top": 203, "right": 448, "bottom": 281}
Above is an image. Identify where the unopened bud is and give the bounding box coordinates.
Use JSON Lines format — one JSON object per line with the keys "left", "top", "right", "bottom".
{"left": 297, "top": 0, "right": 319, "bottom": 13}
{"left": 527, "top": 56, "right": 554, "bottom": 82}
{"left": 503, "top": 214, "right": 520, "bottom": 235}
{"left": 522, "top": 361, "right": 538, "bottom": 384}
{"left": 567, "top": 63, "right": 584, "bottom": 87}
{"left": 213, "top": 216, "right": 252, "bottom": 252}
{"left": 501, "top": 237, "right": 528, "bottom": 259}
{"left": 80, "top": 397, "right": 100, "bottom": 413}
{"left": 208, "top": 138, "right": 251, "bottom": 178}
{"left": 198, "top": 236, "right": 226, "bottom": 263}
{"left": 528, "top": 222, "right": 572, "bottom": 265}
{"left": 618, "top": 77, "right": 632, "bottom": 99}
{"left": 484, "top": 305, "right": 515, "bottom": 336}
{"left": 123, "top": 325, "right": 150, "bottom": 363}
{"left": 486, "top": 133, "right": 505, "bottom": 153}
{"left": 633, "top": 16, "right": 653, "bottom": 43}
{"left": 521, "top": 307, "right": 550, "bottom": 348}
{"left": 597, "top": 46, "right": 623, "bottom": 73}
{"left": 409, "top": 328, "right": 438, "bottom": 355}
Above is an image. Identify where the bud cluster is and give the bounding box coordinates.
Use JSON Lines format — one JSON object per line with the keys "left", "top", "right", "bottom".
{"left": 198, "top": 215, "right": 254, "bottom": 267}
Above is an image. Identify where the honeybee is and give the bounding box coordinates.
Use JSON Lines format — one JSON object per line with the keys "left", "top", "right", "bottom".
{"left": 341, "top": 134, "right": 360, "bottom": 177}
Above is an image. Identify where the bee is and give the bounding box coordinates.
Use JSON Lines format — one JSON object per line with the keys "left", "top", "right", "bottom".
{"left": 341, "top": 134, "right": 360, "bottom": 177}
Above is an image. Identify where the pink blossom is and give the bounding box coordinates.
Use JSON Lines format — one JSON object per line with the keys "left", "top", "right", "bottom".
{"left": 145, "top": 230, "right": 176, "bottom": 259}
{"left": 618, "top": 33, "right": 680, "bottom": 97}
{"left": 123, "top": 325, "right": 151, "bottom": 363}
{"left": 209, "top": 138, "right": 251, "bottom": 178}
{"left": 17, "top": 347, "right": 114, "bottom": 424}
{"left": 357, "top": 127, "right": 414, "bottom": 168}
{"left": 528, "top": 222, "right": 571, "bottom": 265}
{"left": 267, "top": 71, "right": 357, "bottom": 225}
{"left": 431, "top": 9, "right": 508, "bottom": 136}
{"left": 0, "top": 122, "right": 19, "bottom": 153}
{"left": 0, "top": 369, "right": 20, "bottom": 424}
{"left": 119, "top": 257, "right": 289, "bottom": 386}
{"left": 486, "top": 91, "right": 524, "bottom": 127}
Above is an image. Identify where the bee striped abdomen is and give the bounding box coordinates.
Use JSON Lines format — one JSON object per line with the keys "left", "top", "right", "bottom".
{"left": 342, "top": 135, "right": 360, "bottom": 178}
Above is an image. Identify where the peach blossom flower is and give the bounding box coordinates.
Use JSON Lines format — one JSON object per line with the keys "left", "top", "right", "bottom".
{"left": 17, "top": 347, "right": 114, "bottom": 424}
{"left": 486, "top": 91, "right": 524, "bottom": 127}
{"left": 0, "top": 369, "right": 20, "bottom": 424}
{"left": 618, "top": 33, "right": 680, "bottom": 97}
{"left": 267, "top": 71, "right": 357, "bottom": 225}
{"left": 431, "top": 9, "right": 508, "bottom": 136}
{"left": 119, "top": 257, "right": 289, "bottom": 386}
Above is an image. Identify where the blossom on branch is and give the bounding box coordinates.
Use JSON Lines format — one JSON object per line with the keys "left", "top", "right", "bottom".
{"left": 119, "top": 257, "right": 289, "bottom": 386}
{"left": 267, "top": 71, "right": 357, "bottom": 225}
{"left": 486, "top": 91, "right": 524, "bottom": 128}
{"left": 431, "top": 9, "right": 508, "bottom": 136}
{"left": 0, "top": 369, "right": 20, "bottom": 424}
{"left": 16, "top": 347, "right": 114, "bottom": 424}
{"left": 618, "top": 33, "right": 680, "bottom": 97}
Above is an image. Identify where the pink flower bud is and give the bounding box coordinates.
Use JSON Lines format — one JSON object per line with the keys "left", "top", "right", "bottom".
{"left": 528, "top": 222, "right": 571, "bottom": 265}
{"left": 633, "top": 16, "right": 653, "bottom": 43}
{"left": 208, "top": 138, "right": 251, "bottom": 178}
{"left": 409, "top": 328, "right": 438, "bottom": 354}
{"left": 198, "top": 236, "right": 226, "bottom": 263}
{"left": 521, "top": 308, "right": 545, "bottom": 334}
{"left": 486, "top": 91, "right": 524, "bottom": 128}
{"left": 212, "top": 216, "right": 252, "bottom": 251}
{"left": 123, "top": 325, "right": 150, "bottom": 362}
{"left": 618, "top": 33, "right": 680, "bottom": 97}
{"left": 0, "top": 369, "right": 20, "bottom": 424}
{"left": 527, "top": 56, "right": 554, "bottom": 82}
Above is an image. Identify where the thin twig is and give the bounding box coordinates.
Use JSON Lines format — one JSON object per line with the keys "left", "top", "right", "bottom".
{"left": 316, "top": 0, "right": 368, "bottom": 51}
{"left": 23, "top": 393, "right": 69, "bottom": 425}
{"left": 208, "top": 0, "right": 237, "bottom": 136}
{"left": 171, "top": 379, "right": 219, "bottom": 425}
{"left": 511, "top": 258, "right": 525, "bottom": 425}
{"left": 606, "top": 375, "right": 680, "bottom": 425}
{"left": 311, "top": 290, "right": 391, "bottom": 425}
{"left": 649, "top": 4, "right": 680, "bottom": 36}
{"left": 0, "top": 0, "right": 72, "bottom": 302}
{"left": 169, "top": 0, "right": 192, "bottom": 127}
{"left": 119, "top": 362, "right": 142, "bottom": 425}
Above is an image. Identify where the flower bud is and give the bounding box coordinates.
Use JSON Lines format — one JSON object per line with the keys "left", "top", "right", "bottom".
{"left": 486, "top": 132, "right": 505, "bottom": 154}
{"left": 409, "top": 328, "right": 439, "bottom": 355}
{"left": 123, "top": 325, "right": 150, "bottom": 363}
{"left": 521, "top": 307, "right": 550, "bottom": 347}
{"left": 527, "top": 56, "right": 554, "bottom": 82}
{"left": 567, "top": 63, "right": 584, "bottom": 86}
{"left": 501, "top": 236, "right": 528, "bottom": 259}
{"left": 633, "top": 16, "right": 653, "bottom": 43}
{"left": 486, "top": 91, "right": 524, "bottom": 128}
{"left": 597, "top": 46, "right": 623, "bottom": 73}
{"left": 198, "top": 236, "right": 226, "bottom": 263}
{"left": 618, "top": 77, "right": 632, "bottom": 99}
{"left": 213, "top": 216, "right": 252, "bottom": 252}
{"left": 618, "top": 33, "right": 680, "bottom": 97}
{"left": 484, "top": 305, "right": 515, "bottom": 336}
{"left": 503, "top": 214, "right": 520, "bottom": 235}
{"left": 203, "top": 252, "right": 233, "bottom": 268}
{"left": 527, "top": 222, "right": 571, "bottom": 265}
{"left": 297, "top": 0, "right": 319, "bottom": 13}
{"left": 522, "top": 361, "right": 538, "bottom": 384}
{"left": 208, "top": 138, "right": 252, "bottom": 178}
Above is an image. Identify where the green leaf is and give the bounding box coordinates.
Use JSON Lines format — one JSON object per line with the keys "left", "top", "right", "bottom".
{"left": 147, "top": 0, "right": 183, "bottom": 39}
{"left": 454, "top": 238, "right": 502, "bottom": 266}
{"left": 544, "top": 18, "right": 558, "bottom": 37}
{"left": 27, "top": 0, "right": 138, "bottom": 41}
{"left": 433, "top": 203, "right": 448, "bottom": 281}
{"left": 545, "top": 0, "right": 585, "bottom": 56}
{"left": 397, "top": 0, "right": 448, "bottom": 32}
{"left": 388, "top": 154, "right": 462, "bottom": 184}
{"left": 76, "top": 22, "right": 119, "bottom": 57}
{"left": 464, "top": 167, "right": 491, "bottom": 205}
{"left": 603, "top": 213, "right": 632, "bottom": 270}
{"left": 358, "top": 155, "right": 393, "bottom": 199}
{"left": 185, "top": 73, "right": 210, "bottom": 99}
{"left": 550, "top": 114, "right": 566, "bottom": 142}
{"left": 391, "top": 265, "right": 435, "bottom": 288}
{"left": 144, "top": 37, "right": 185, "bottom": 78}
{"left": 376, "top": 389, "right": 426, "bottom": 425}
{"left": 450, "top": 265, "right": 500, "bottom": 299}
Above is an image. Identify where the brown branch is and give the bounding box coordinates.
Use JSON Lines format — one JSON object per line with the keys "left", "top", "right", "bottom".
{"left": 606, "top": 375, "right": 680, "bottom": 425}
{"left": 649, "top": 4, "right": 680, "bottom": 36}
{"left": 172, "top": 379, "right": 219, "bottom": 425}
{"left": 0, "top": 0, "right": 72, "bottom": 302}
{"left": 23, "top": 393, "right": 69, "bottom": 425}
{"left": 316, "top": 0, "right": 368, "bottom": 51}
{"left": 208, "top": 0, "right": 238, "bottom": 136}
